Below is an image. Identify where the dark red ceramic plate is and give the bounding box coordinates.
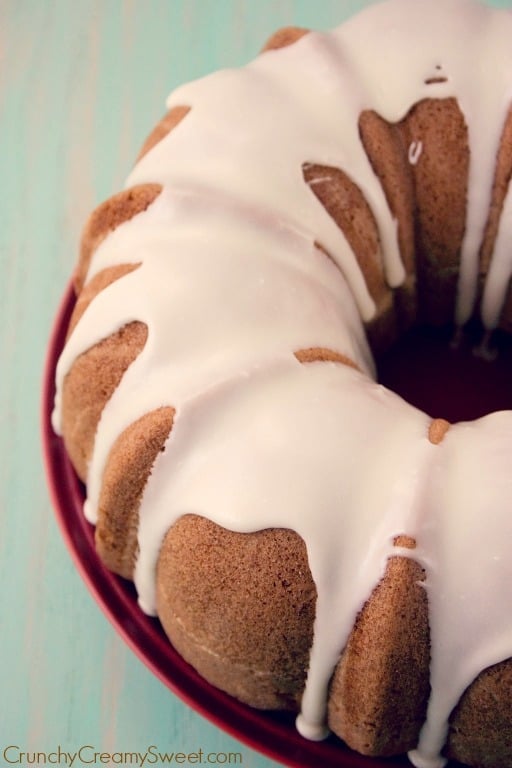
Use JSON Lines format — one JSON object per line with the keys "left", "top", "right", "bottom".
{"left": 43, "top": 284, "right": 466, "bottom": 768}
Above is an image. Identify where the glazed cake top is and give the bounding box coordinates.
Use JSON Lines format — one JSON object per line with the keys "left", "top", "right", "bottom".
{"left": 54, "top": 1, "right": 512, "bottom": 766}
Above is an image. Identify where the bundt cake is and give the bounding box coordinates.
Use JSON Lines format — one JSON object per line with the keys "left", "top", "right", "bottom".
{"left": 52, "top": 0, "right": 512, "bottom": 766}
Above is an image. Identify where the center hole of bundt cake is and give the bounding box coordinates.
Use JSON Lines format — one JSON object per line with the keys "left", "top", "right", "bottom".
{"left": 377, "top": 324, "right": 512, "bottom": 423}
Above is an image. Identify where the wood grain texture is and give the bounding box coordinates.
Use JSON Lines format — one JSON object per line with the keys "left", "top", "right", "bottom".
{"left": 1, "top": 0, "right": 510, "bottom": 764}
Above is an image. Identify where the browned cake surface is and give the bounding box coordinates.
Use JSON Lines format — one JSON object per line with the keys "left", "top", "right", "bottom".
{"left": 61, "top": 320, "right": 147, "bottom": 482}
{"left": 157, "top": 518, "right": 315, "bottom": 710}
{"left": 95, "top": 406, "right": 175, "bottom": 578}
{"left": 156, "top": 523, "right": 431, "bottom": 756}
{"left": 447, "top": 659, "right": 512, "bottom": 768}
{"left": 397, "top": 97, "right": 469, "bottom": 327}
{"left": 358, "top": 108, "right": 417, "bottom": 338}
{"left": 328, "top": 537, "right": 430, "bottom": 756}
{"left": 428, "top": 418, "right": 450, "bottom": 445}
{"left": 261, "top": 26, "right": 309, "bottom": 52}
{"left": 303, "top": 161, "right": 391, "bottom": 307}
{"left": 137, "top": 106, "right": 191, "bottom": 162}
{"left": 76, "top": 183, "right": 162, "bottom": 292}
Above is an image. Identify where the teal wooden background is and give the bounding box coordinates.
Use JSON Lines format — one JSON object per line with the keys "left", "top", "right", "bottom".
{"left": 1, "top": 0, "right": 510, "bottom": 765}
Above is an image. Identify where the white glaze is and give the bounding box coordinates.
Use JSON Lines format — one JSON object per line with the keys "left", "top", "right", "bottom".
{"left": 52, "top": 1, "right": 512, "bottom": 766}
{"left": 408, "top": 141, "right": 423, "bottom": 166}
{"left": 481, "top": 178, "right": 512, "bottom": 329}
